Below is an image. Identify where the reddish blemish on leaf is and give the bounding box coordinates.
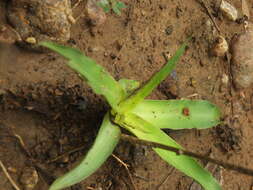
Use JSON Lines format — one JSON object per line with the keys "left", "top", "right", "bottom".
{"left": 182, "top": 107, "right": 190, "bottom": 116}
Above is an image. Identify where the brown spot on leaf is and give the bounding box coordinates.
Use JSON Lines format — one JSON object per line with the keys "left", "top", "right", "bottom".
{"left": 182, "top": 107, "right": 190, "bottom": 116}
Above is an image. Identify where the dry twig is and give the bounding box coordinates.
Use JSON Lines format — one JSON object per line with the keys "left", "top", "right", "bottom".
{"left": 156, "top": 168, "right": 175, "bottom": 190}
{"left": 197, "top": 0, "right": 221, "bottom": 34}
{"left": 121, "top": 134, "right": 253, "bottom": 177}
{"left": 112, "top": 154, "right": 138, "bottom": 190}
{"left": 47, "top": 145, "right": 86, "bottom": 163}
{"left": 14, "top": 134, "right": 32, "bottom": 157}
{"left": 73, "top": 0, "right": 83, "bottom": 9}
{"left": 0, "top": 160, "right": 21, "bottom": 190}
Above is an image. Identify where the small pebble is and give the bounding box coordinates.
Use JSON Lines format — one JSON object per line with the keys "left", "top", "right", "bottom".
{"left": 211, "top": 36, "right": 228, "bottom": 57}
{"left": 7, "top": 167, "right": 17, "bottom": 173}
{"left": 231, "top": 24, "right": 253, "bottom": 89}
{"left": 25, "top": 37, "right": 37, "bottom": 44}
{"left": 221, "top": 74, "right": 229, "bottom": 85}
{"left": 162, "top": 51, "right": 172, "bottom": 61}
{"left": 20, "top": 167, "right": 38, "bottom": 190}
{"left": 220, "top": 0, "right": 238, "bottom": 21}
{"left": 141, "top": 10, "right": 146, "bottom": 16}
{"left": 86, "top": 0, "right": 107, "bottom": 26}
{"left": 67, "top": 15, "right": 76, "bottom": 24}
{"left": 59, "top": 155, "right": 69, "bottom": 163}
{"left": 189, "top": 77, "right": 197, "bottom": 87}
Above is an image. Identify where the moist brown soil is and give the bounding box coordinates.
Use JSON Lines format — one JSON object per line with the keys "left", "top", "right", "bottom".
{"left": 0, "top": 0, "right": 253, "bottom": 190}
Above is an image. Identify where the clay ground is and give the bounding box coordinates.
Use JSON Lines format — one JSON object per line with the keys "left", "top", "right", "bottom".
{"left": 0, "top": 0, "right": 253, "bottom": 189}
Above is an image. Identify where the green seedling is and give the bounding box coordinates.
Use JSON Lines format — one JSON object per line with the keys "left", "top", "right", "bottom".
{"left": 98, "top": 0, "right": 127, "bottom": 15}
{"left": 41, "top": 41, "right": 222, "bottom": 190}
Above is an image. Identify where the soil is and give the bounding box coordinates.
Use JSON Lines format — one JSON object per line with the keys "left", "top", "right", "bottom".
{"left": 0, "top": 0, "right": 253, "bottom": 190}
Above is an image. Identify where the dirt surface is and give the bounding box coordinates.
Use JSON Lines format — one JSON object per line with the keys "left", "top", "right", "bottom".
{"left": 0, "top": 0, "right": 253, "bottom": 190}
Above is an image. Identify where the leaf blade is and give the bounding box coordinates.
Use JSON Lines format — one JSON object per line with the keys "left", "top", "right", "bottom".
{"left": 49, "top": 113, "right": 121, "bottom": 190}
{"left": 118, "top": 42, "right": 187, "bottom": 113}
{"left": 40, "top": 42, "right": 124, "bottom": 111}
{"left": 132, "top": 99, "right": 221, "bottom": 129}
{"left": 118, "top": 78, "right": 140, "bottom": 97}
{"left": 119, "top": 113, "right": 221, "bottom": 190}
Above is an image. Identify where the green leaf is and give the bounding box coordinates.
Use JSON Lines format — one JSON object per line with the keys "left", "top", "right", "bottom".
{"left": 118, "top": 113, "right": 221, "bottom": 190}
{"left": 97, "top": 0, "right": 110, "bottom": 13}
{"left": 49, "top": 113, "right": 121, "bottom": 190}
{"left": 115, "top": 1, "right": 127, "bottom": 9}
{"left": 40, "top": 42, "right": 124, "bottom": 111}
{"left": 118, "top": 42, "right": 188, "bottom": 113}
{"left": 112, "top": 1, "right": 127, "bottom": 15}
{"left": 118, "top": 78, "right": 140, "bottom": 97}
{"left": 132, "top": 100, "right": 221, "bottom": 129}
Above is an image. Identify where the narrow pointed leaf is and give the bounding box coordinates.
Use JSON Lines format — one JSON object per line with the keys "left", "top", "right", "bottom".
{"left": 118, "top": 113, "right": 221, "bottom": 190}
{"left": 132, "top": 100, "right": 220, "bottom": 129}
{"left": 118, "top": 42, "right": 187, "bottom": 113}
{"left": 49, "top": 113, "right": 121, "bottom": 190}
{"left": 40, "top": 42, "right": 124, "bottom": 111}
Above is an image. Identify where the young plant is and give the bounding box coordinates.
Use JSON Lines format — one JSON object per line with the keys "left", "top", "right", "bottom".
{"left": 98, "top": 0, "right": 127, "bottom": 15}
{"left": 41, "top": 41, "right": 222, "bottom": 190}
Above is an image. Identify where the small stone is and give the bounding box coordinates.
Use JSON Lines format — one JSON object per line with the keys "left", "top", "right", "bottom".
{"left": 190, "top": 77, "right": 197, "bottom": 87}
{"left": 25, "top": 37, "right": 37, "bottom": 44}
{"left": 231, "top": 24, "right": 253, "bottom": 89}
{"left": 141, "top": 10, "right": 146, "bottom": 16}
{"left": 221, "top": 74, "right": 229, "bottom": 85}
{"left": 54, "top": 89, "right": 64, "bottom": 96}
{"left": 20, "top": 167, "right": 38, "bottom": 190}
{"left": 67, "top": 15, "right": 76, "bottom": 24}
{"left": 7, "top": 0, "right": 73, "bottom": 46}
{"left": 59, "top": 155, "right": 69, "bottom": 163}
{"left": 162, "top": 51, "right": 172, "bottom": 61}
{"left": 220, "top": 0, "right": 238, "bottom": 21}
{"left": 86, "top": 0, "right": 107, "bottom": 26}
{"left": 7, "top": 167, "right": 17, "bottom": 173}
{"left": 211, "top": 36, "right": 228, "bottom": 57}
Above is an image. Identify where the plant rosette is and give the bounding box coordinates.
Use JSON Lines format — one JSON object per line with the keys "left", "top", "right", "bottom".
{"left": 41, "top": 41, "right": 222, "bottom": 190}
